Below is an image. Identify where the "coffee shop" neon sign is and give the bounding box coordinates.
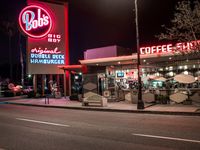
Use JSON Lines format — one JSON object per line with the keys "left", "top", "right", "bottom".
{"left": 140, "top": 40, "right": 200, "bottom": 55}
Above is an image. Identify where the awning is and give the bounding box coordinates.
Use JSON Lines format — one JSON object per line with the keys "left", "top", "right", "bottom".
{"left": 79, "top": 55, "right": 136, "bottom": 66}
{"left": 79, "top": 53, "right": 174, "bottom": 66}
{"left": 58, "top": 65, "right": 87, "bottom": 73}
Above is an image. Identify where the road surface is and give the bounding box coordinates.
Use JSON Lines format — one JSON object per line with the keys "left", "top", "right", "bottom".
{"left": 0, "top": 104, "right": 199, "bottom": 150}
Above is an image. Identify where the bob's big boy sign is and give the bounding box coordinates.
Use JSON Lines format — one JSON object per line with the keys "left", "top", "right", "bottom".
{"left": 19, "top": 5, "right": 52, "bottom": 38}
{"left": 19, "top": 1, "right": 69, "bottom": 74}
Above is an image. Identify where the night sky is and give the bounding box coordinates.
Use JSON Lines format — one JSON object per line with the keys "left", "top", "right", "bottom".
{"left": 0, "top": 0, "right": 184, "bottom": 72}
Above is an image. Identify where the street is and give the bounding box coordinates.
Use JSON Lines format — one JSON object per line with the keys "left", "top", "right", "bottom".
{"left": 0, "top": 104, "right": 200, "bottom": 150}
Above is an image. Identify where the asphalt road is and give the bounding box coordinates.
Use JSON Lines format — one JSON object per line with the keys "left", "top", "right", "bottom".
{"left": 0, "top": 104, "right": 200, "bottom": 150}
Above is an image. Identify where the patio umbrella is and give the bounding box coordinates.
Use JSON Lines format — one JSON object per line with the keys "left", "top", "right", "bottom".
{"left": 169, "top": 92, "right": 188, "bottom": 103}
{"left": 174, "top": 74, "right": 195, "bottom": 84}
{"left": 149, "top": 75, "right": 158, "bottom": 80}
{"left": 198, "top": 76, "right": 200, "bottom": 81}
{"left": 154, "top": 77, "right": 167, "bottom": 82}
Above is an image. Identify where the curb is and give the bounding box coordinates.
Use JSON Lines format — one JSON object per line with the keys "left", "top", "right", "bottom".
{"left": 5, "top": 101, "right": 200, "bottom": 116}
{"left": 0, "top": 96, "right": 27, "bottom": 101}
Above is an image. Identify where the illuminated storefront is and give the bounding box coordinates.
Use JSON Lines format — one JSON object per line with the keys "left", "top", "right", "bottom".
{"left": 80, "top": 44, "right": 200, "bottom": 104}
{"left": 18, "top": 1, "right": 200, "bottom": 103}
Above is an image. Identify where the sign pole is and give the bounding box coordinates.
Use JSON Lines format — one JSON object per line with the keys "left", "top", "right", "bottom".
{"left": 63, "top": 70, "right": 67, "bottom": 99}
{"left": 33, "top": 74, "right": 37, "bottom": 96}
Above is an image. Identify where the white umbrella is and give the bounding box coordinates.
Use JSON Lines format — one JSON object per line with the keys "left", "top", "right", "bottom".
{"left": 170, "top": 92, "right": 188, "bottom": 103}
{"left": 149, "top": 75, "right": 158, "bottom": 80}
{"left": 154, "top": 77, "right": 167, "bottom": 82}
{"left": 198, "top": 76, "right": 200, "bottom": 81}
{"left": 174, "top": 74, "right": 195, "bottom": 84}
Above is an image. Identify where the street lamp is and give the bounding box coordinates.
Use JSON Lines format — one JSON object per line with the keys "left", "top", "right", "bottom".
{"left": 135, "top": 0, "right": 144, "bottom": 109}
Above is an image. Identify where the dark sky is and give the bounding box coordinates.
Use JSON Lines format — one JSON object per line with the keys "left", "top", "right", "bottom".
{"left": 68, "top": 0, "right": 181, "bottom": 64}
{"left": 0, "top": 0, "right": 183, "bottom": 66}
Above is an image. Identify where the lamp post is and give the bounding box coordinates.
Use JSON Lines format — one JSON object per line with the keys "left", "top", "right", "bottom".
{"left": 135, "top": 0, "right": 144, "bottom": 109}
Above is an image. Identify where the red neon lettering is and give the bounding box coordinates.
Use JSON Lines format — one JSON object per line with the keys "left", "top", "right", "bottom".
{"left": 48, "top": 34, "right": 52, "bottom": 37}
{"left": 176, "top": 43, "right": 182, "bottom": 51}
{"left": 31, "top": 47, "right": 61, "bottom": 54}
{"left": 151, "top": 46, "right": 156, "bottom": 54}
{"left": 184, "top": 42, "right": 189, "bottom": 50}
{"left": 47, "top": 34, "right": 62, "bottom": 43}
{"left": 190, "top": 41, "right": 195, "bottom": 50}
{"left": 140, "top": 48, "right": 145, "bottom": 54}
{"left": 176, "top": 41, "right": 200, "bottom": 51}
{"left": 156, "top": 45, "right": 162, "bottom": 53}
{"left": 167, "top": 44, "right": 172, "bottom": 52}
{"left": 140, "top": 39, "right": 200, "bottom": 55}
{"left": 161, "top": 45, "right": 166, "bottom": 52}
{"left": 146, "top": 47, "right": 151, "bottom": 54}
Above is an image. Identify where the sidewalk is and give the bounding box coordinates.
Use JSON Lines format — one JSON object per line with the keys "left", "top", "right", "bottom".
{"left": 2, "top": 97, "right": 200, "bottom": 115}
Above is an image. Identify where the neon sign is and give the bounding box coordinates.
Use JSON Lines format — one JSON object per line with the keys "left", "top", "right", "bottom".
{"left": 48, "top": 34, "right": 61, "bottom": 43}
{"left": 25, "top": 2, "right": 68, "bottom": 74}
{"left": 140, "top": 44, "right": 173, "bottom": 55}
{"left": 30, "top": 47, "right": 65, "bottom": 65}
{"left": 31, "top": 47, "right": 61, "bottom": 54}
{"left": 19, "top": 5, "right": 52, "bottom": 38}
{"left": 140, "top": 40, "right": 200, "bottom": 55}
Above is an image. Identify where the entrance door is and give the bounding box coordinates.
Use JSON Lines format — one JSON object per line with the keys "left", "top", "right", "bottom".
{"left": 98, "top": 74, "right": 105, "bottom": 95}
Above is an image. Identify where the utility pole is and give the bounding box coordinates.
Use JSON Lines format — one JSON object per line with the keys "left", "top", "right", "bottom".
{"left": 135, "top": 0, "right": 144, "bottom": 109}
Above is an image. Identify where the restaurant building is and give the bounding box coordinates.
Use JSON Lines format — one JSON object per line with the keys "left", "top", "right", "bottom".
{"left": 19, "top": 1, "right": 200, "bottom": 106}
{"left": 79, "top": 43, "right": 200, "bottom": 105}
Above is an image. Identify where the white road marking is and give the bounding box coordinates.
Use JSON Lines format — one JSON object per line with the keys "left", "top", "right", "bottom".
{"left": 132, "top": 133, "right": 200, "bottom": 144}
{"left": 16, "top": 118, "right": 70, "bottom": 127}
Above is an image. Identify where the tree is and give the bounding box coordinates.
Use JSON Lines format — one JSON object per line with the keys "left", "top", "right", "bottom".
{"left": 0, "top": 21, "right": 16, "bottom": 80}
{"left": 157, "top": 0, "right": 200, "bottom": 53}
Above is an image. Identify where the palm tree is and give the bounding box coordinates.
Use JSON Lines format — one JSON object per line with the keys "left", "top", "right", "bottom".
{"left": 0, "top": 21, "right": 16, "bottom": 80}
{"left": 19, "top": 33, "right": 24, "bottom": 87}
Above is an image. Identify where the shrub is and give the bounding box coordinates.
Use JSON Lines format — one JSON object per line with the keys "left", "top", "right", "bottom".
{"left": 4, "top": 91, "right": 15, "bottom": 97}
{"left": 27, "top": 91, "right": 35, "bottom": 98}
{"left": 16, "top": 92, "right": 21, "bottom": 96}
{"left": 155, "top": 95, "right": 169, "bottom": 104}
